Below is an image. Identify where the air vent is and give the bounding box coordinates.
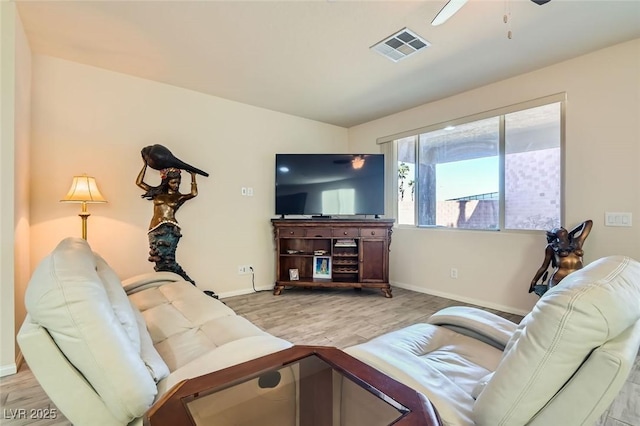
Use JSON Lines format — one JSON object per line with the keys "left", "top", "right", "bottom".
{"left": 370, "top": 28, "right": 431, "bottom": 62}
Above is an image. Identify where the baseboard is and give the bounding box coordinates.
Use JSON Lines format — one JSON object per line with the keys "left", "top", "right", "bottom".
{"left": 391, "top": 281, "right": 531, "bottom": 317}
{"left": 0, "top": 362, "right": 17, "bottom": 377}
{"left": 218, "top": 286, "right": 274, "bottom": 299}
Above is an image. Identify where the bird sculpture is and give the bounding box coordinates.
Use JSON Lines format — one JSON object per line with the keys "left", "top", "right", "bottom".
{"left": 141, "top": 144, "right": 209, "bottom": 177}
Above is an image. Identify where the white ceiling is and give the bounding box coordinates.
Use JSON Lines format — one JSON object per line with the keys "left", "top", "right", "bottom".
{"left": 15, "top": 0, "right": 640, "bottom": 128}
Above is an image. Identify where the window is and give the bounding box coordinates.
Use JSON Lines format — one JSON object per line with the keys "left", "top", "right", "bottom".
{"left": 322, "top": 189, "right": 355, "bottom": 214}
{"left": 392, "top": 96, "right": 563, "bottom": 231}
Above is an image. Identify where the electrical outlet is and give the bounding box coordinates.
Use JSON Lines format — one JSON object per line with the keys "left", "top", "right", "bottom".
{"left": 237, "top": 265, "right": 254, "bottom": 275}
{"left": 450, "top": 268, "right": 458, "bottom": 279}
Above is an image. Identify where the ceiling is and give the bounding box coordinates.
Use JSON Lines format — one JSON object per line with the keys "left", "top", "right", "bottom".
{"left": 15, "top": 0, "right": 640, "bottom": 128}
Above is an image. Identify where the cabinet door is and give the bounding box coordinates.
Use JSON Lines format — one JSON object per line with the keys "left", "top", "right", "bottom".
{"left": 360, "top": 239, "right": 388, "bottom": 282}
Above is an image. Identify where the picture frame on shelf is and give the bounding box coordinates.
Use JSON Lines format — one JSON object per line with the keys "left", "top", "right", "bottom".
{"left": 313, "top": 256, "right": 332, "bottom": 279}
{"left": 289, "top": 268, "right": 299, "bottom": 281}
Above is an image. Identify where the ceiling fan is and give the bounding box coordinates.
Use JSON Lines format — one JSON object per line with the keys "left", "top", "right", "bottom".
{"left": 333, "top": 154, "right": 368, "bottom": 170}
{"left": 431, "top": 0, "right": 551, "bottom": 26}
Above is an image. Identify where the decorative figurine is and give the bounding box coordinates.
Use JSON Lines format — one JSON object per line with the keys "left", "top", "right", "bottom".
{"left": 136, "top": 145, "right": 209, "bottom": 286}
{"left": 529, "top": 219, "right": 593, "bottom": 297}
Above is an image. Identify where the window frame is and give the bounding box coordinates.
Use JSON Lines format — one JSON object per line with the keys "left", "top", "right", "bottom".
{"left": 378, "top": 93, "right": 566, "bottom": 232}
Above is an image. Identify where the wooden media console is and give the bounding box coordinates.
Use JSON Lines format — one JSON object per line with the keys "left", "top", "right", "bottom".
{"left": 271, "top": 219, "right": 394, "bottom": 298}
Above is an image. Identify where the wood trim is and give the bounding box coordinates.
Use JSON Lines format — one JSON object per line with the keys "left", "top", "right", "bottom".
{"left": 144, "top": 346, "right": 442, "bottom": 426}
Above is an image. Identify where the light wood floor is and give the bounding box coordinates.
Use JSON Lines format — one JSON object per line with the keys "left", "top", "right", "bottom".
{"left": 1, "top": 287, "right": 638, "bottom": 425}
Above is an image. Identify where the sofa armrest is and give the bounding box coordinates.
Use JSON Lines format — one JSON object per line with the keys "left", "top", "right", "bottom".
{"left": 122, "top": 271, "right": 186, "bottom": 295}
{"left": 427, "top": 306, "right": 518, "bottom": 350}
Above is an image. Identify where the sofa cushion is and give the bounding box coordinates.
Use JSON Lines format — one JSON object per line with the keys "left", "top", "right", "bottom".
{"left": 157, "top": 335, "right": 293, "bottom": 396}
{"left": 132, "top": 301, "right": 170, "bottom": 382}
{"left": 473, "top": 255, "right": 640, "bottom": 425}
{"left": 24, "top": 238, "right": 157, "bottom": 424}
{"left": 128, "top": 280, "right": 284, "bottom": 372}
{"left": 345, "top": 322, "right": 503, "bottom": 426}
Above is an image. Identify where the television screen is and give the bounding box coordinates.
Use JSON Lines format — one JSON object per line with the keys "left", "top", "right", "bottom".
{"left": 275, "top": 154, "right": 385, "bottom": 217}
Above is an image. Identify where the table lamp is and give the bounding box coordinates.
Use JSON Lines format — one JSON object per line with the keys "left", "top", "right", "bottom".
{"left": 60, "top": 174, "right": 107, "bottom": 240}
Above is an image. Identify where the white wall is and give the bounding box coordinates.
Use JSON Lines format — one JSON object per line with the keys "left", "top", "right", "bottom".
{"left": 29, "top": 55, "right": 348, "bottom": 297}
{"left": 348, "top": 39, "right": 640, "bottom": 315}
{"left": 0, "top": 2, "right": 31, "bottom": 377}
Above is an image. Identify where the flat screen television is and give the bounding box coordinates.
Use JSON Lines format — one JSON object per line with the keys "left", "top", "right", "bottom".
{"left": 275, "top": 153, "right": 385, "bottom": 217}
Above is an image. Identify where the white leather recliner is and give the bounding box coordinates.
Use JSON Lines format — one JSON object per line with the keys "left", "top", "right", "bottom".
{"left": 17, "top": 238, "right": 293, "bottom": 425}
{"left": 346, "top": 256, "right": 640, "bottom": 425}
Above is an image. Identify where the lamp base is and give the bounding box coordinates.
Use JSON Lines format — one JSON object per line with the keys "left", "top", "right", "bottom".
{"left": 79, "top": 212, "right": 90, "bottom": 240}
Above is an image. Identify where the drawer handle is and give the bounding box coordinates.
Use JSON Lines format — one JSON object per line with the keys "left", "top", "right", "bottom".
{"left": 343, "top": 231, "right": 348, "bottom": 235}
{"left": 289, "top": 231, "right": 295, "bottom": 235}
{"left": 314, "top": 235, "right": 323, "bottom": 238}
{"left": 371, "top": 231, "right": 376, "bottom": 235}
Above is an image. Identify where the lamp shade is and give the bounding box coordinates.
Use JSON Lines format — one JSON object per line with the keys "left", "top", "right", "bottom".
{"left": 60, "top": 175, "right": 107, "bottom": 203}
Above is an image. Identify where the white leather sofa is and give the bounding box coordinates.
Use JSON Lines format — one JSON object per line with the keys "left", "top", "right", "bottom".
{"left": 345, "top": 255, "right": 640, "bottom": 425}
{"left": 17, "top": 237, "right": 293, "bottom": 425}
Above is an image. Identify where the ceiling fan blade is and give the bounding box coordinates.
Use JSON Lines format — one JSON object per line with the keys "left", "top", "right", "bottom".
{"left": 531, "top": 0, "right": 551, "bottom": 4}
{"left": 431, "top": 0, "right": 469, "bottom": 26}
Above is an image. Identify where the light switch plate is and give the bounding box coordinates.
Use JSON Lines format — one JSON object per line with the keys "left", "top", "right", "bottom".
{"left": 605, "top": 212, "right": 632, "bottom": 227}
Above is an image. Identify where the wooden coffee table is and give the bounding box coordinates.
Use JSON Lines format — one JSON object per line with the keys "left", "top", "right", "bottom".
{"left": 144, "top": 345, "right": 441, "bottom": 426}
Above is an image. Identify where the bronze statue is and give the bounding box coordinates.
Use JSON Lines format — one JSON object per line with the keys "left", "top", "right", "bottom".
{"left": 529, "top": 219, "right": 593, "bottom": 297}
{"left": 136, "top": 145, "right": 208, "bottom": 285}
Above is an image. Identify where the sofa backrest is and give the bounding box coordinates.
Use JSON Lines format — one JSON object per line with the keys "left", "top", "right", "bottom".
{"left": 24, "top": 237, "right": 158, "bottom": 424}
{"left": 474, "top": 255, "right": 640, "bottom": 425}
